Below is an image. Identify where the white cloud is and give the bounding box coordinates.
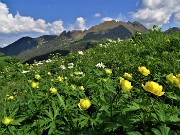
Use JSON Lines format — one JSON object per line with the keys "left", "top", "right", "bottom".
{"left": 69, "top": 17, "right": 86, "bottom": 31}
{"left": 101, "top": 13, "right": 127, "bottom": 22}
{"left": 0, "top": 2, "right": 64, "bottom": 35}
{"left": 94, "top": 13, "right": 101, "bottom": 18}
{"left": 49, "top": 20, "right": 64, "bottom": 35}
{"left": 132, "top": 0, "right": 180, "bottom": 28}
{"left": 101, "top": 17, "right": 113, "bottom": 22}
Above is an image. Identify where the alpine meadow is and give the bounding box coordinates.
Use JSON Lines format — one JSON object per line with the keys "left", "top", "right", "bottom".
{"left": 0, "top": 28, "right": 180, "bottom": 134}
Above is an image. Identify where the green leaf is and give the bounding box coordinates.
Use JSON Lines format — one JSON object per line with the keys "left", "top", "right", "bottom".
{"left": 151, "top": 108, "right": 166, "bottom": 122}
{"left": 57, "top": 93, "right": 66, "bottom": 109}
{"left": 152, "top": 128, "right": 161, "bottom": 135}
{"left": 122, "top": 102, "right": 141, "bottom": 113}
{"left": 45, "top": 109, "right": 54, "bottom": 120}
{"left": 152, "top": 125, "right": 170, "bottom": 135}
{"left": 79, "top": 118, "right": 88, "bottom": 128}
{"left": 51, "top": 100, "right": 59, "bottom": 119}
{"left": 48, "top": 121, "right": 56, "bottom": 135}
{"left": 11, "top": 118, "right": 25, "bottom": 125}
{"left": 169, "top": 114, "right": 180, "bottom": 123}
{"left": 99, "top": 105, "right": 109, "bottom": 111}
{"left": 165, "top": 92, "right": 180, "bottom": 101}
{"left": 104, "top": 122, "right": 121, "bottom": 132}
{"left": 127, "top": 131, "right": 142, "bottom": 135}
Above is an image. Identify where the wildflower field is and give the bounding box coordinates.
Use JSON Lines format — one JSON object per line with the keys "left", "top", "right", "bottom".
{"left": 0, "top": 30, "right": 180, "bottom": 134}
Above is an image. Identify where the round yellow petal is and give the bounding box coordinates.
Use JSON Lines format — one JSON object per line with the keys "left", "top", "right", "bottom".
{"left": 78, "top": 98, "right": 91, "bottom": 110}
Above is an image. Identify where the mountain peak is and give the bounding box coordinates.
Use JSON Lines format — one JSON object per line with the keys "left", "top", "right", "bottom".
{"left": 0, "top": 20, "right": 149, "bottom": 62}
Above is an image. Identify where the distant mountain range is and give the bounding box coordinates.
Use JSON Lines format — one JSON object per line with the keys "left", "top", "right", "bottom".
{"left": 165, "top": 27, "right": 180, "bottom": 34}
{"left": 0, "top": 20, "right": 177, "bottom": 63}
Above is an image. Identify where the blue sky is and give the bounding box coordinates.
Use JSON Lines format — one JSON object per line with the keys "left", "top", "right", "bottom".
{"left": 0, "top": 0, "right": 179, "bottom": 47}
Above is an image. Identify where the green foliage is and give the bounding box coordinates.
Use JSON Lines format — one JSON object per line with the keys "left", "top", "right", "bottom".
{"left": 0, "top": 30, "right": 180, "bottom": 134}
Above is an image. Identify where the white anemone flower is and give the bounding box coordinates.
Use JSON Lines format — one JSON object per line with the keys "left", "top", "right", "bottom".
{"left": 68, "top": 63, "right": 74, "bottom": 69}
{"left": 78, "top": 51, "right": 84, "bottom": 55}
{"left": 60, "top": 65, "right": 66, "bottom": 70}
{"left": 22, "top": 70, "right": 30, "bottom": 74}
{"left": 95, "top": 62, "right": 106, "bottom": 68}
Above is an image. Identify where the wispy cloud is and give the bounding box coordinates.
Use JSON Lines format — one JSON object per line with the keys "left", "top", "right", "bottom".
{"left": 94, "top": 13, "right": 101, "bottom": 18}
{"left": 132, "top": 0, "right": 180, "bottom": 28}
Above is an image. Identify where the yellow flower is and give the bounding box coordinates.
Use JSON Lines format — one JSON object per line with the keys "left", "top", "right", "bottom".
{"left": 78, "top": 98, "right": 91, "bottom": 110}
{"left": 142, "top": 81, "right": 164, "bottom": 96}
{"left": 138, "top": 66, "right": 150, "bottom": 76}
{"left": 2, "top": 117, "right": 13, "bottom": 126}
{"left": 166, "top": 73, "right": 180, "bottom": 88}
{"left": 172, "top": 78, "right": 180, "bottom": 88}
{"left": 57, "top": 76, "right": 63, "bottom": 82}
{"left": 28, "top": 80, "right": 32, "bottom": 83}
{"left": 31, "top": 82, "right": 39, "bottom": 89}
{"left": 176, "top": 74, "right": 180, "bottom": 79}
{"left": 48, "top": 72, "right": 51, "bottom": 76}
{"left": 35, "top": 74, "right": 41, "bottom": 80}
{"left": 30, "top": 65, "right": 33, "bottom": 69}
{"left": 105, "top": 68, "right": 112, "bottom": 76}
{"left": 102, "top": 78, "right": 107, "bottom": 83}
{"left": 49, "top": 87, "right": 57, "bottom": 95}
{"left": 8, "top": 96, "right": 14, "bottom": 100}
{"left": 70, "top": 84, "right": 76, "bottom": 90}
{"left": 120, "top": 78, "right": 133, "bottom": 92}
{"left": 123, "top": 72, "right": 132, "bottom": 80}
{"left": 79, "top": 86, "right": 85, "bottom": 91}
{"left": 166, "top": 73, "right": 177, "bottom": 83}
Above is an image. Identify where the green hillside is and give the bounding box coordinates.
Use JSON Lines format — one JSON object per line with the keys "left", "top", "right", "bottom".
{"left": 0, "top": 29, "right": 180, "bottom": 134}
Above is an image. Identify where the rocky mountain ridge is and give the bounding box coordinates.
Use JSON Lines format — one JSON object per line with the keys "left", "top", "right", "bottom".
{"left": 0, "top": 20, "right": 149, "bottom": 63}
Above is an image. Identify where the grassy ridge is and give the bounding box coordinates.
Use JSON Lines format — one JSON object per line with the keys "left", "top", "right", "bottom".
{"left": 0, "top": 30, "right": 180, "bottom": 134}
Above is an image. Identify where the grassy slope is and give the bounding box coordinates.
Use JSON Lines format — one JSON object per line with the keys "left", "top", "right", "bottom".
{"left": 0, "top": 30, "right": 180, "bottom": 134}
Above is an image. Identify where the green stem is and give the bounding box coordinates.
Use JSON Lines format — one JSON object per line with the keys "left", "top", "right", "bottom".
{"left": 142, "top": 94, "right": 150, "bottom": 132}
{"left": 110, "top": 86, "right": 120, "bottom": 118}
{"left": 150, "top": 97, "right": 161, "bottom": 122}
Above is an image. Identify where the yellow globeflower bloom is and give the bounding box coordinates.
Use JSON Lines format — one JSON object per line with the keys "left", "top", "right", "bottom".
{"left": 123, "top": 72, "right": 132, "bottom": 80}
{"left": 79, "top": 86, "right": 85, "bottom": 91}
{"left": 8, "top": 96, "right": 14, "bottom": 100}
{"left": 102, "top": 78, "right": 107, "bottom": 83}
{"left": 105, "top": 68, "right": 112, "bottom": 76}
{"left": 142, "top": 81, "right": 164, "bottom": 96}
{"left": 166, "top": 73, "right": 177, "bottom": 83}
{"left": 28, "top": 80, "right": 32, "bottom": 83}
{"left": 48, "top": 72, "right": 51, "bottom": 76}
{"left": 138, "top": 66, "right": 150, "bottom": 76}
{"left": 78, "top": 98, "right": 91, "bottom": 110}
{"left": 49, "top": 87, "right": 57, "bottom": 95}
{"left": 70, "top": 84, "right": 76, "bottom": 90}
{"left": 57, "top": 76, "right": 63, "bottom": 82}
{"left": 35, "top": 74, "right": 41, "bottom": 80}
{"left": 172, "top": 78, "right": 180, "bottom": 88}
{"left": 176, "top": 74, "right": 180, "bottom": 79}
{"left": 2, "top": 117, "right": 13, "bottom": 126}
{"left": 31, "top": 82, "right": 39, "bottom": 89}
{"left": 120, "top": 78, "right": 133, "bottom": 92}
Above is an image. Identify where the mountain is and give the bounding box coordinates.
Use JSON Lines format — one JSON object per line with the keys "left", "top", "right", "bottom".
{"left": 165, "top": 27, "right": 180, "bottom": 34}
{"left": 0, "top": 35, "right": 57, "bottom": 56}
{"left": 0, "top": 20, "right": 148, "bottom": 63}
